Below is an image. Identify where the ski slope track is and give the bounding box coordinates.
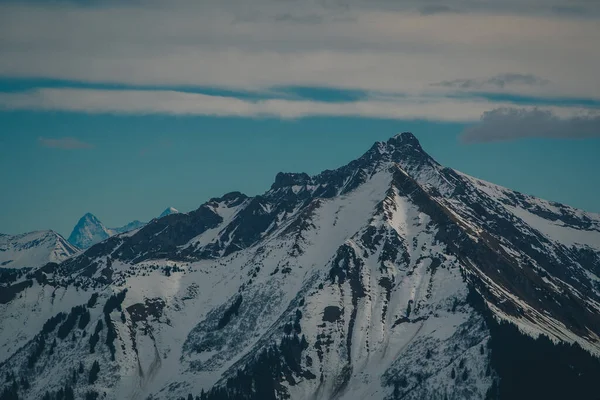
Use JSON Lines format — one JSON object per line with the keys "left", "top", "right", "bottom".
{"left": 1, "top": 133, "right": 600, "bottom": 400}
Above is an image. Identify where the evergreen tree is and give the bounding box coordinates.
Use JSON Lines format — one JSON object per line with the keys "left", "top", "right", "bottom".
{"left": 89, "top": 360, "right": 100, "bottom": 384}
{"left": 79, "top": 308, "right": 91, "bottom": 330}
{"left": 85, "top": 391, "right": 99, "bottom": 400}
{"left": 27, "top": 335, "right": 46, "bottom": 368}
{"left": 87, "top": 293, "right": 99, "bottom": 308}
{"left": 105, "top": 314, "right": 117, "bottom": 360}
{"left": 64, "top": 384, "right": 75, "bottom": 400}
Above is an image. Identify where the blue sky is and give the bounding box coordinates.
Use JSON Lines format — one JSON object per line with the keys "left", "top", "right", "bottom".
{"left": 0, "top": 0, "right": 599, "bottom": 237}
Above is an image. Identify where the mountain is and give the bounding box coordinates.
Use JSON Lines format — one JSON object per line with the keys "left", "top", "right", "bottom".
{"left": 0, "top": 230, "right": 78, "bottom": 270}
{"left": 68, "top": 208, "right": 180, "bottom": 249}
{"left": 1, "top": 132, "right": 600, "bottom": 400}
{"left": 112, "top": 220, "right": 146, "bottom": 235}
{"left": 67, "top": 213, "right": 145, "bottom": 249}
{"left": 160, "top": 207, "right": 179, "bottom": 218}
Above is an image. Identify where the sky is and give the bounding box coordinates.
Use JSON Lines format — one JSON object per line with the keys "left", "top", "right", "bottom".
{"left": 0, "top": 0, "right": 599, "bottom": 237}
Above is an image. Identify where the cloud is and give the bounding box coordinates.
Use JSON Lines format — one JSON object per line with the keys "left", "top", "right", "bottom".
{"left": 461, "top": 107, "right": 600, "bottom": 142}
{"left": 0, "top": 87, "right": 528, "bottom": 121}
{"left": 551, "top": 5, "right": 587, "bottom": 16}
{"left": 0, "top": 1, "right": 598, "bottom": 101}
{"left": 418, "top": 5, "right": 462, "bottom": 15}
{"left": 273, "top": 13, "right": 323, "bottom": 24}
{"left": 38, "top": 137, "right": 94, "bottom": 149}
{"left": 433, "top": 73, "right": 550, "bottom": 90}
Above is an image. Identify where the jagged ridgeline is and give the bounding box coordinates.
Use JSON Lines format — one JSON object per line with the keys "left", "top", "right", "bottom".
{"left": 1, "top": 133, "right": 600, "bottom": 400}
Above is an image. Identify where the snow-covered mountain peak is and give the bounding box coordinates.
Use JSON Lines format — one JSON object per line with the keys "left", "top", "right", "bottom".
{"left": 68, "top": 212, "right": 112, "bottom": 249}
{"left": 268, "top": 133, "right": 432, "bottom": 198}
{"left": 389, "top": 131, "right": 421, "bottom": 146}
{"left": 81, "top": 212, "right": 100, "bottom": 222}
{"left": 74, "top": 213, "right": 104, "bottom": 230}
{"left": 159, "top": 207, "right": 179, "bottom": 218}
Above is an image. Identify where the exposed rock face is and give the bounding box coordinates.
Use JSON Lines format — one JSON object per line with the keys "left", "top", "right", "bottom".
{"left": 1, "top": 133, "right": 600, "bottom": 400}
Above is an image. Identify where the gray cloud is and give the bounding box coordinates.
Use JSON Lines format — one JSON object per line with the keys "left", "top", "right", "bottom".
{"left": 273, "top": 13, "right": 323, "bottom": 24}
{"left": 551, "top": 5, "right": 587, "bottom": 15}
{"left": 487, "top": 73, "right": 550, "bottom": 87}
{"left": 0, "top": 87, "right": 517, "bottom": 121}
{"left": 0, "top": 1, "right": 598, "bottom": 103}
{"left": 434, "top": 73, "right": 550, "bottom": 89}
{"left": 418, "top": 5, "right": 462, "bottom": 15}
{"left": 327, "top": 0, "right": 600, "bottom": 17}
{"left": 461, "top": 107, "right": 600, "bottom": 142}
{"left": 38, "top": 137, "right": 94, "bottom": 149}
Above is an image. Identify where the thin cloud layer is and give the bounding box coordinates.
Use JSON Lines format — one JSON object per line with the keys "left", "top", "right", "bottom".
{"left": 433, "top": 73, "right": 550, "bottom": 90}
{"left": 0, "top": 87, "right": 523, "bottom": 121}
{"left": 418, "top": 5, "right": 462, "bottom": 15}
{"left": 38, "top": 137, "right": 94, "bottom": 149}
{"left": 0, "top": 87, "right": 593, "bottom": 124}
{"left": 461, "top": 108, "right": 600, "bottom": 142}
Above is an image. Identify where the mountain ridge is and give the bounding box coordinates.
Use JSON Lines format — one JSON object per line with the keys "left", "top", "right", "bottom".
{"left": 1, "top": 132, "right": 599, "bottom": 400}
{"left": 67, "top": 207, "right": 181, "bottom": 249}
{"left": 159, "top": 207, "right": 179, "bottom": 218}
{"left": 0, "top": 230, "right": 78, "bottom": 270}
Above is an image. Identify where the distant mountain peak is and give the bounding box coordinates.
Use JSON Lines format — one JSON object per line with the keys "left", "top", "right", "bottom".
{"left": 80, "top": 212, "right": 100, "bottom": 222}
{"left": 68, "top": 208, "right": 179, "bottom": 249}
{"left": 159, "top": 207, "right": 179, "bottom": 218}
{"left": 67, "top": 213, "right": 111, "bottom": 249}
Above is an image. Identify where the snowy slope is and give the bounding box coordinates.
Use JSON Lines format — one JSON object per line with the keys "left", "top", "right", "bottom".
{"left": 0, "top": 230, "right": 78, "bottom": 269}
{"left": 461, "top": 172, "right": 600, "bottom": 250}
{"left": 1, "top": 133, "right": 599, "bottom": 400}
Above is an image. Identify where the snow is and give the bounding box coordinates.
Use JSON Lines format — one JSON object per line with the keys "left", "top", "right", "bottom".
{"left": 459, "top": 171, "right": 600, "bottom": 248}
{"left": 507, "top": 205, "right": 600, "bottom": 250}
{"left": 285, "top": 179, "right": 491, "bottom": 400}
{"left": 0, "top": 230, "right": 78, "bottom": 269}
{"left": 68, "top": 213, "right": 148, "bottom": 248}
{"left": 0, "top": 281, "right": 95, "bottom": 363}
{"left": 159, "top": 207, "right": 179, "bottom": 218}
{"left": 184, "top": 198, "right": 249, "bottom": 250}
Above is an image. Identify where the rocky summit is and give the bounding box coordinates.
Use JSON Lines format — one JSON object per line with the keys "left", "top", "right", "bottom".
{"left": 1, "top": 132, "right": 600, "bottom": 400}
